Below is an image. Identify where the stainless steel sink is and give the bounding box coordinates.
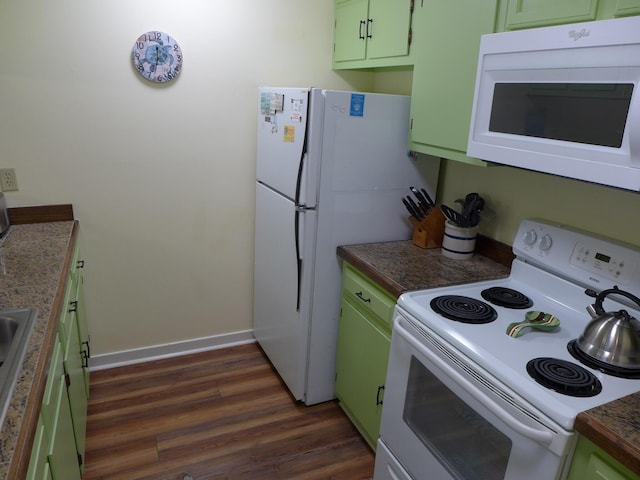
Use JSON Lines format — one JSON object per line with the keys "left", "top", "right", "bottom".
{"left": 0, "top": 308, "right": 38, "bottom": 424}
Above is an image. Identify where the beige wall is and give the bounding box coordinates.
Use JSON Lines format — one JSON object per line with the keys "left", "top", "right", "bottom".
{"left": 2, "top": 0, "right": 636, "bottom": 358}
{"left": 438, "top": 160, "right": 640, "bottom": 248}
{"left": 0, "top": 1, "right": 380, "bottom": 355}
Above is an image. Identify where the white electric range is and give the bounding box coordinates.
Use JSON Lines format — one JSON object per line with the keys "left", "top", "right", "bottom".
{"left": 375, "top": 219, "right": 640, "bottom": 480}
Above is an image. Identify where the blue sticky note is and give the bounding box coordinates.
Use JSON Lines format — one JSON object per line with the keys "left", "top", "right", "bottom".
{"left": 350, "top": 94, "right": 365, "bottom": 117}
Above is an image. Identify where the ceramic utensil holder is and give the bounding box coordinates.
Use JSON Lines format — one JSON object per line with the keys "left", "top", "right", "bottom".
{"left": 441, "top": 221, "right": 479, "bottom": 260}
{"left": 408, "top": 207, "right": 446, "bottom": 249}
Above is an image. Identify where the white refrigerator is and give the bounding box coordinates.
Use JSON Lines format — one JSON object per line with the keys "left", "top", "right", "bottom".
{"left": 253, "top": 87, "right": 440, "bottom": 405}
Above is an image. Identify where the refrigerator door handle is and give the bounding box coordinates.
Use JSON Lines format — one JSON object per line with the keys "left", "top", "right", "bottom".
{"left": 294, "top": 207, "right": 302, "bottom": 311}
{"left": 294, "top": 204, "right": 315, "bottom": 311}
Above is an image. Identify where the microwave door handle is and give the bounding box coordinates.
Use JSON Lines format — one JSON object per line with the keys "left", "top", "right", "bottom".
{"left": 395, "top": 321, "right": 554, "bottom": 446}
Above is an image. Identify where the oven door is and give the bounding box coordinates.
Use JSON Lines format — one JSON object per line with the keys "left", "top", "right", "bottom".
{"left": 376, "top": 312, "right": 575, "bottom": 480}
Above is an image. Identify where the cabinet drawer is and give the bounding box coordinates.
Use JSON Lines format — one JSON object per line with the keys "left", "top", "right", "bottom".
{"left": 342, "top": 264, "right": 396, "bottom": 330}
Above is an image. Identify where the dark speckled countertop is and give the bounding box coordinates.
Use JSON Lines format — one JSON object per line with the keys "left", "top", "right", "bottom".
{"left": 337, "top": 240, "right": 510, "bottom": 297}
{"left": 575, "top": 395, "right": 640, "bottom": 475}
{"left": 338, "top": 240, "right": 640, "bottom": 476}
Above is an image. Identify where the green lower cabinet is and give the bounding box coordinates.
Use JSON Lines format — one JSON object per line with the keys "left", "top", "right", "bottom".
{"left": 568, "top": 436, "right": 640, "bottom": 480}
{"left": 26, "top": 419, "right": 50, "bottom": 480}
{"left": 63, "top": 313, "right": 88, "bottom": 468}
{"left": 408, "top": 0, "right": 498, "bottom": 165}
{"left": 29, "top": 241, "right": 90, "bottom": 479}
{"left": 335, "top": 264, "right": 395, "bottom": 449}
{"left": 48, "top": 376, "right": 82, "bottom": 480}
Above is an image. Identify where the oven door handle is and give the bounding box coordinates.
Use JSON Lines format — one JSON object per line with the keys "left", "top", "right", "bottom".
{"left": 396, "top": 321, "right": 555, "bottom": 446}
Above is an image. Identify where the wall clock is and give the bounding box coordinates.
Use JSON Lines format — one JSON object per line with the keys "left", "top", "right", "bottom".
{"left": 132, "top": 31, "right": 183, "bottom": 83}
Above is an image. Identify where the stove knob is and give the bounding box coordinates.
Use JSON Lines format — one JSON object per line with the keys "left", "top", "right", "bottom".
{"left": 523, "top": 229, "right": 538, "bottom": 245}
{"left": 539, "top": 234, "right": 553, "bottom": 251}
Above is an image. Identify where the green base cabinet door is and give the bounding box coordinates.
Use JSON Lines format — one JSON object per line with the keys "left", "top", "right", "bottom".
{"left": 335, "top": 300, "right": 390, "bottom": 448}
{"left": 408, "top": 0, "right": 498, "bottom": 165}
{"left": 63, "top": 313, "right": 88, "bottom": 469}
{"left": 335, "top": 264, "right": 395, "bottom": 449}
{"left": 26, "top": 419, "right": 50, "bottom": 480}
{"left": 48, "top": 376, "right": 82, "bottom": 480}
{"left": 568, "top": 436, "right": 640, "bottom": 480}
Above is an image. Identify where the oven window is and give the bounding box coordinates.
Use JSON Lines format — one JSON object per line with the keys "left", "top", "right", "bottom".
{"left": 489, "top": 83, "right": 634, "bottom": 148}
{"left": 403, "top": 356, "right": 511, "bottom": 479}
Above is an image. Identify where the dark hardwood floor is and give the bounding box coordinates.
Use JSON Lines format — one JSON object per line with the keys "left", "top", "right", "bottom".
{"left": 83, "top": 343, "right": 375, "bottom": 480}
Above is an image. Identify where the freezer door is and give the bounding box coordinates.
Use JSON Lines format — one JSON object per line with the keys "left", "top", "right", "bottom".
{"left": 257, "top": 87, "right": 310, "bottom": 201}
{"left": 253, "top": 182, "right": 316, "bottom": 401}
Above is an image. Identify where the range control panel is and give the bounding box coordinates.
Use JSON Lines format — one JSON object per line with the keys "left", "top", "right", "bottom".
{"left": 513, "top": 219, "right": 640, "bottom": 292}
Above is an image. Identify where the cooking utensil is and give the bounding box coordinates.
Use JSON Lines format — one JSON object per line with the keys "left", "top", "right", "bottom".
{"left": 506, "top": 311, "right": 560, "bottom": 338}
{"left": 440, "top": 204, "right": 466, "bottom": 227}
{"left": 576, "top": 286, "right": 640, "bottom": 369}
{"left": 448, "top": 192, "right": 485, "bottom": 228}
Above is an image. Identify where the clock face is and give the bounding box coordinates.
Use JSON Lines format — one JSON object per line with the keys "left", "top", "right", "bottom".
{"left": 132, "top": 31, "right": 182, "bottom": 83}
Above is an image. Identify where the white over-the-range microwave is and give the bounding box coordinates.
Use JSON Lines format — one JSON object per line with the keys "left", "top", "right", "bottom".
{"left": 467, "top": 15, "right": 640, "bottom": 192}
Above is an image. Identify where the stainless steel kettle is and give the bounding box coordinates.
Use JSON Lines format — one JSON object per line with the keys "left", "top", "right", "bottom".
{"left": 576, "top": 287, "right": 640, "bottom": 369}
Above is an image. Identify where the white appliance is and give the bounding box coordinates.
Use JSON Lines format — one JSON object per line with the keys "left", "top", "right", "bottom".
{"left": 253, "top": 87, "right": 440, "bottom": 405}
{"left": 375, "top": 219, "right": 640, "bottom": 480}
{"left": 467, "top": 16, "right": 640, "bottom": 191}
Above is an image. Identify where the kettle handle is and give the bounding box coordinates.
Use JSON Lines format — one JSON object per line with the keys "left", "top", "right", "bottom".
{"left": 594, "top": 286, "right": 640, "bottom": 315}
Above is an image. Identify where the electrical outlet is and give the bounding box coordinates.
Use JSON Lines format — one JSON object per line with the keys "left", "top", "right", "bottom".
{"left": 0, "top": 169, "right": 18, "bottom": 192}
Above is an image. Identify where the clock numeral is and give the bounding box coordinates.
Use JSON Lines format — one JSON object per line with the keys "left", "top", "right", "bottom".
{"left": 136, "top": 41, "right": 144, "bottom": 50}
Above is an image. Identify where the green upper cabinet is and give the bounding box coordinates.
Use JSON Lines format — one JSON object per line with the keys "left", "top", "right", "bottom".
{"left": 504, "top": 0, "right": 598, "bottom": 30}
{"left": 333, "top": 0, "right": 414, "bottom": 69}
{"left": 408, "top": 0, "right": 498, "bottom": 165}
{"left": 614, "top": 0, "right": 640, "bottom": 16}
{"left": 501, "top": 0, "right": 640, "bottom": 29}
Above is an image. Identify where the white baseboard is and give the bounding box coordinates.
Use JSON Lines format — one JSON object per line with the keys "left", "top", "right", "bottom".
{"left": 89, "top": 329, "right": 256, "bottom": 371}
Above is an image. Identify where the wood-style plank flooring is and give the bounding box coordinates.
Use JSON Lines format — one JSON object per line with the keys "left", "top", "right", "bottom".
{"left": 82, "top": 343, "right": 375, "bottom": 480}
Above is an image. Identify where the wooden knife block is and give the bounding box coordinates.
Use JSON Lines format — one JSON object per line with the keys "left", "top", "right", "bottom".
{"left": 409, "top": 207, "right": 446, "bottom": 249}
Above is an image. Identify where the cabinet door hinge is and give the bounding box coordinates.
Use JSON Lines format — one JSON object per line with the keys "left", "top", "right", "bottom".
{"left": 410, "top": 0, "right": 415, "bottom": 13}
{"left": 78, "top": 452, "right": 83, "bottom": 467}
{"left": 408, "top": 27, "right": 412, "bottom": 46}
{"left": 410, "top": 117, "right": 414, "bottom": 130}
{"left": 65, "top": 372, "right": 71, "bottom": 388}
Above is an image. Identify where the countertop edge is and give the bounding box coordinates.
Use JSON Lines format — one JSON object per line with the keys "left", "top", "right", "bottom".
{"left": 6, "top": 219, "right": 78, "bottom": 479}
{"left": 575, "top": 407, "right": 640, "bottom": 476}
{"left": 337, "top": 246, "right": 405, "bottom": 298}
